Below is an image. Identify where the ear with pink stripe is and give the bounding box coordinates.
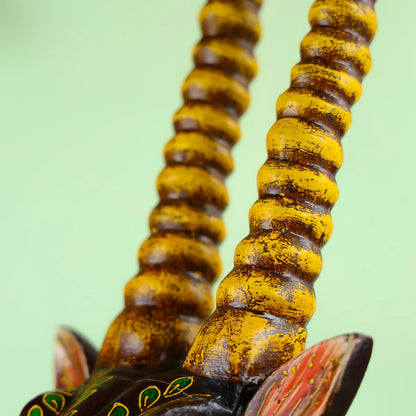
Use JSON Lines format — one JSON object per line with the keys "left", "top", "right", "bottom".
{"left": 244, "top": 334, "right": 372, "bottom": 416}
{"left": 55, "top": 327, "right": 97, "bottom": 391}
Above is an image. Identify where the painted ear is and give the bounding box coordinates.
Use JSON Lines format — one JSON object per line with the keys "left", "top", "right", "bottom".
{"left": 244, "top": 333, "right": 372, "bottom": 416}
{"left": 55, "top": 327, "right": 97, "bottom": 390}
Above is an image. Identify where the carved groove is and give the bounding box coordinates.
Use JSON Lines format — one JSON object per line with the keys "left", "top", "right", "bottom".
{"left": 184, "top": 0, "right": 377, "bottom": 384}
{"left": 96, "top": 0, "right": 262, "bottom": 368}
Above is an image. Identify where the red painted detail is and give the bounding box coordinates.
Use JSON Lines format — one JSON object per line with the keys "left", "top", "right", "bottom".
{"left": 55, "top": 328, "right": 91, "bottom": 390}
{"left": 244, "top": 334, "right": 372, "bottom": 416}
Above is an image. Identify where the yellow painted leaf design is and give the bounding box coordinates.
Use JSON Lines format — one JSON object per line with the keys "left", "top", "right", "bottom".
{"left": 107, "top": 402, "right": 129, "bottom": 416}
{"left": 139, "top": 386, "right": 161, "bottom": 411}
{"left": 28, "top": 405, "right": 43, "bottom": 416}
{"left": 164, "top": 377, "right": 194, "bottom": 397}
{"left": 42, "top": 393, "right": 66, "bottom": 414}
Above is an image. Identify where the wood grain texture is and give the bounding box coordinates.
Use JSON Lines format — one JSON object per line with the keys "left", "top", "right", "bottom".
{"left": 184, "top": 0, "right": 377, "bottom": 384}
{"left": 96, "top": 0, "right": 263, "bottom": 368}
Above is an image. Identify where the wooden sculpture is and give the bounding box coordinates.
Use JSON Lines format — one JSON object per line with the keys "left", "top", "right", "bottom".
{"left": 20, "top": 0, "right": 377, "bottom": 415}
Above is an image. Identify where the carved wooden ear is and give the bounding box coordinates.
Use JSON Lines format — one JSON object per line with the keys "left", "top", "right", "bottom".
{"left": 244, "top": 334, "right": 372, "bottom": 416}
{"left": 55, "top": 327, "right": 97, "bottom": 390}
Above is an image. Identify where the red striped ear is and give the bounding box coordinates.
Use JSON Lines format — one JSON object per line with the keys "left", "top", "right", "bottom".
{"left": 244, "top": 334, "right": 372, "bottom": 416}
{"left": 55, "top": 327, "right": 97, "bottom": 390}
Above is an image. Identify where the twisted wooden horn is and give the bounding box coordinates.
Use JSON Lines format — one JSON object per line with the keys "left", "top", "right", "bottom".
{"left": 96, "top": 0, "right": 263, "bottom": 368}
{"left": 184, "top": 0, "right": 377, "bottom": 384}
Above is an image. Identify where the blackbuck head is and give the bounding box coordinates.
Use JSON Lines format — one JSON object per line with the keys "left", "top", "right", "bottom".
{"left": 20, "top": 0, "right": 377, "bottom": 415}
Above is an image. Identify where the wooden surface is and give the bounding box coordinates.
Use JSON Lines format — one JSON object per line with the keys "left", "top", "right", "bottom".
{"left": 9, "top": 0, "right": 406, "bottom": 414}
{"left": 184, "top": 0, "right": 377, "bottom": 384}
{"left": 97, "top": 0, "right": 263, "bottom": 369}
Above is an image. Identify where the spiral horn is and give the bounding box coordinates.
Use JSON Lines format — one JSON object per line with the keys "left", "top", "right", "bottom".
{"left": 184, "top": 0, "right": 377, "bottom": 384}
{"left": 96, "top": 0, "right": 263, "bottom": 369}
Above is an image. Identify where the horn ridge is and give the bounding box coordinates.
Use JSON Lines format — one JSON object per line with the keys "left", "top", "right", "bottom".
{"left": 96, "top": 0, "right": 263, "bottom": 369}
{"left": 184, "top": 0, "right": 377, "bottom": 383}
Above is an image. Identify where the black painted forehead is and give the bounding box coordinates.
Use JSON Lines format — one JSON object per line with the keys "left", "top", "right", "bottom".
{"left": 22, "top": 367, "right": 246, "bottom": 416}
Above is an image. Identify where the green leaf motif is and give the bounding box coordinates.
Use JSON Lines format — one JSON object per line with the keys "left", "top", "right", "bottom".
{"left": 107, "top": 402, "right": 129, "bottom": 416}
{"left": 28, "top": 405, "right": 43, "bottom": 416}
{"left": 139, "top": 386, "right": 161, "bottom": 411}
{"left": 164, "top": 377, "right": 193, "bottom": 397}
{"left": 43, "top": 393, "right": 66, "bottom": 414}
{"left": 79, "top": 389, "right": 97, "bottom": 402}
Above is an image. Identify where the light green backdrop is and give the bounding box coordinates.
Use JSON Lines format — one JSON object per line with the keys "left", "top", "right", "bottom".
{"left": 1, "top": 1, "right": 414, "bottom": 415}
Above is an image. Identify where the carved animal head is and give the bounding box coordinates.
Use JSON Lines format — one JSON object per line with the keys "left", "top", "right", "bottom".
{"left": 20, "top": 0, "right": 377, "bottom": 415}
{"left": 22, "top": 331, "right": 372, "bottom": 416}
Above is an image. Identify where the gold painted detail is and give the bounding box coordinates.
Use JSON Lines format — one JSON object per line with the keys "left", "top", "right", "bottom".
{"left": 134, "top": 377, "right": 194, "bottom": 414}
{"left": 28, "top": 405, "right": 43, "bottom": 416}
{"left": 164, "top": 377, "right": 194, "bottom": 397}
{"left": 107, "top": 402, "right": 129, "bottom": 416}
{"left": 139, "top": 386, "right": 161, "bottom": 412}
{"left": 65, "top": 389, "right": 97, "bottom": 415}
{"left": 42, "top": 393, "right": 66, "bottom": 414}
{"left": 289, "top": 399, "right": 303, "bottom": 416}
{"left": 184, "top": 0, "right": 377, "bottom": 383}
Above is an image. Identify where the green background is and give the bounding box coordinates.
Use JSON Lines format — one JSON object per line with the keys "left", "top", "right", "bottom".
{"left": 1, "top": 1, "right": 414, "bottom": 414}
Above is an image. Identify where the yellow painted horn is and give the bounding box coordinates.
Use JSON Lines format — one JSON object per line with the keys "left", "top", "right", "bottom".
{"left": 96, "top": 0, "right": 263, "bottom": 368}
{"left": 184, "top": 0, "right": 377, "bottom": 384}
